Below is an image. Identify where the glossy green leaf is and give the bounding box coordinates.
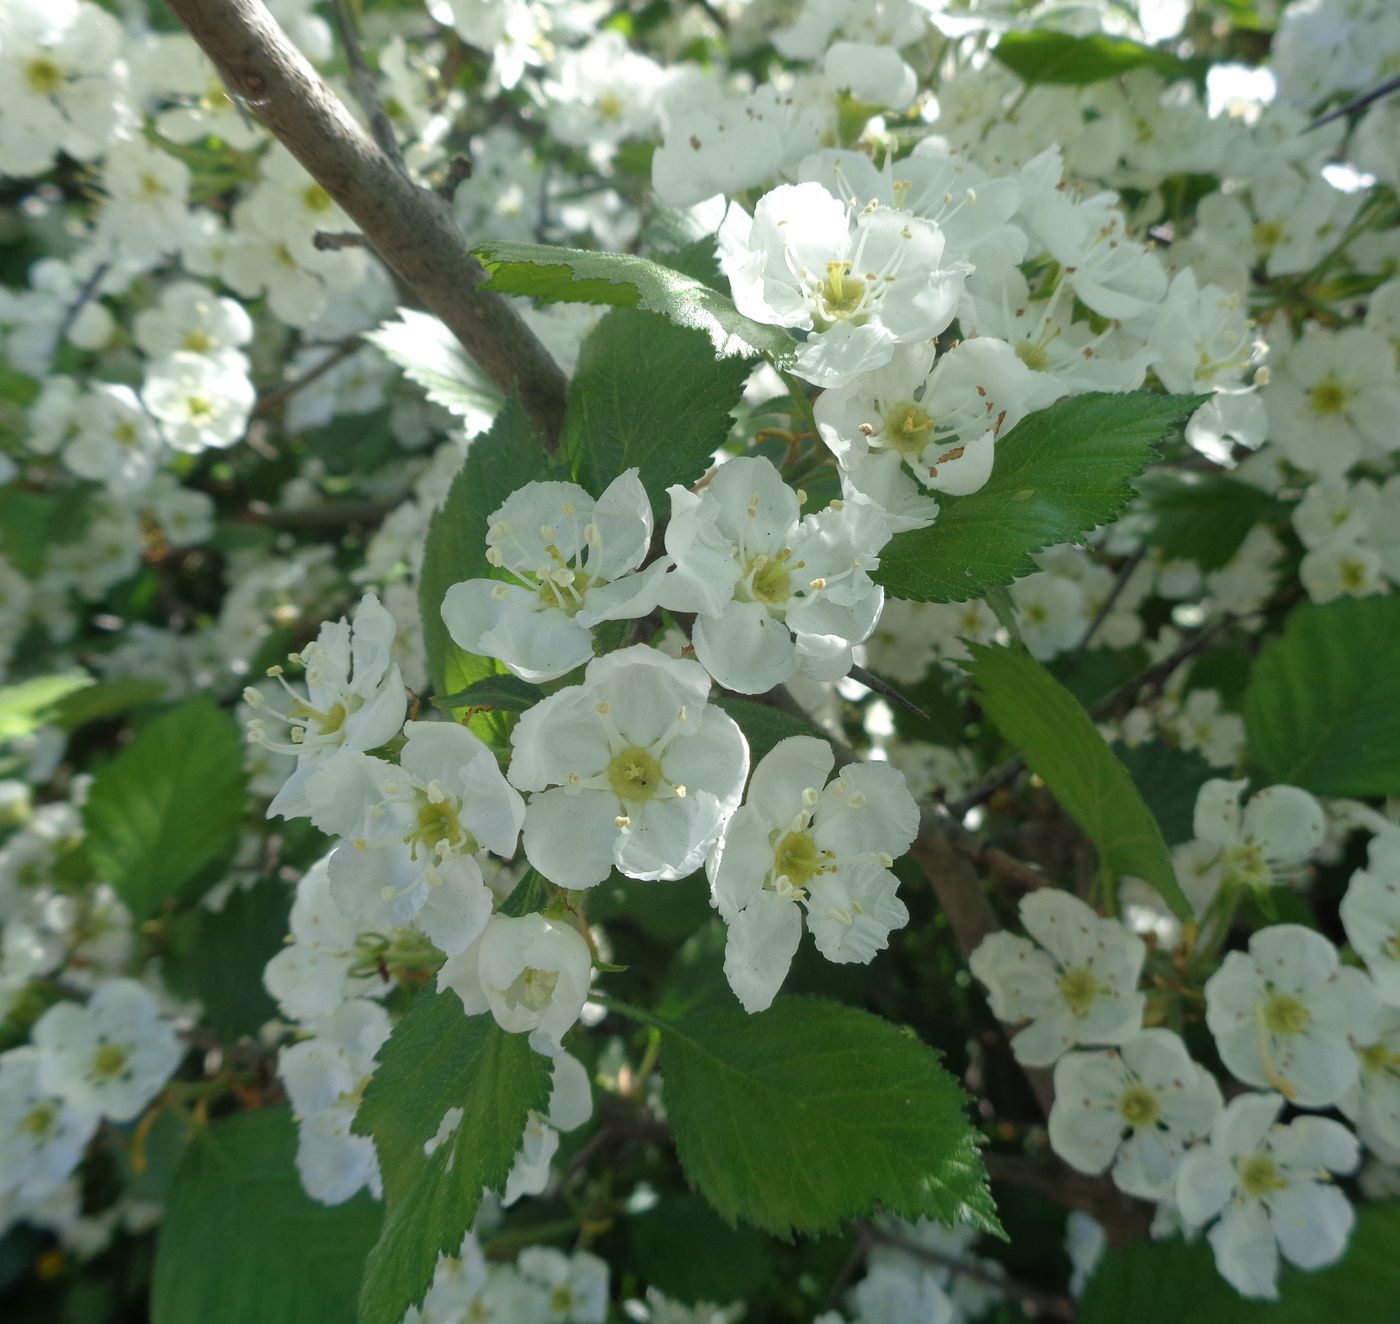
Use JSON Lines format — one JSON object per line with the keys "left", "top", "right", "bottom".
{"left": 151, "top": 1108, "right": 381, "bottom": 1324}
{"left": 876, "top": 392, "right": 1203, "bottom": 604}
{"left": 658, "top": 994, "right": 997, "bottom": 1238}
{"left": 475, "top": 241, "right": 797, "bottom": 365}
{"left": 1079, "top": 1204, "right": 1400, "bottom": 1323}
{"left": 353, "top": 986, "right": 553, "bottom": 1324}
{"left": 1244, "top": 595, "right": 1400, "bottom": 796}
{"left": 994, "top": 30, "right": 1208, "bottom": 86}
{"left": 564, "top": 308, "right": 750, "bottom": 502}
{"left": 964, "top": 644, "right": 1190, "bottom": 917}
{"left": 83, "top": 697, "right": 248, "bottom": 919}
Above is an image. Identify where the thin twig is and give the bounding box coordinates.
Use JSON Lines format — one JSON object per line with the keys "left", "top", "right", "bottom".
{"left": 848, "top": 663, "right": 930, "bottom": 721}
{"left": 244, "top": 500, "right": 396, "bottom": 528}
{"left": 861, "top": 1224, "right": 1077, "bottom": 1321}
{"left": 1304, "top": 72, "right": 1400, "bottom": 132}
{"left": 53, "top": 261, "right": 109, "bottom": 356}
{"left": 329, "top": 0, "right": 408, "bottom": 173}
{"left": 313, "top": 229, "right": 369, "bottom": 250}
{"left": 253, "top": 337, "right": 363, "bottom": 416}
{"left": 1062, "top": 548, "right": 1146, "bottom": 674}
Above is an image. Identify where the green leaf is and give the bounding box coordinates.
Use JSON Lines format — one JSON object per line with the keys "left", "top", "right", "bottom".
{"left": 50, "top": 678, "right": 166, "bottom": 731}
{"left": 365, "top": 307, "right": 501, "bottom": 431}
{"left": 186, "top": 877, "right": 293, "bottom": 1037}
{"left": 83, "top": 698, "right": 248, "bottom": 920}
{"left": 1113, "top": 741, "right": 1215, "bottom": 847}
{"left": 0, "top": 672, "right": 91, "bottom": 741}
{"left": 1078, "top": 1204, "right": 1400, "bottom": 1324}
{"left": 713, "top": 695, "right": 825, "bottom": 766}
{"left": 994, "top": 30, "right": 1208, "bottom": 86}
{"left": 417, "top": 396, "right": 553, "bottom": 713}
{"left": 657, "top": 994, "right": 997, "bottom": 1238}
{"left": 629, "top": 1193, "right": 772, "bottom": 1304}
{"left": 1244, "top": 596, "right": 1400, "bottom": 797}
{"left": 964, "top": 645, "right": 1190, "bottom": 918}
{"left": 876, "top": 392, "right": 1203, "bottom": 604}
{"left": 475, "top": 241, "right": 797, "bottom": 366}
{"left": 151, "top": 1108, "right": 382, "bottom": 1324}
{"left": 564, "top": 308, "right": 750, "bottom": 502}
{"left": 353, "top": 986, "right": 553, "bottom": 1324}
{"left": 431, "top": 673, "right": 543, "bottom": 714}
{"left": 1138, "top": 472, "right": 1286, "bottom": 572}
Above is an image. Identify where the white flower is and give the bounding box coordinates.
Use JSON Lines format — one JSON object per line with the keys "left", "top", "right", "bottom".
{"left": 63, "top": 384, "right": 163, "bottom": 496}
{"left": 719, "top": 182, "right": 968, "bottom": 387}
{"left": 1204, "top": 924, "right": 1377, "bottom": 1107}
{"left": 263, "top": 854, "right": 379, "bottom": 1022}
{"left": 0, "top": 0, "right": 128, "bottom": 176}
{"left": 141, "top": 351, "right": 254, "bottom": 453}
{"left": 1175, "top": 1092, "right": 1359, "bottom": 1300}
{"left": 1022, "top": 183, "right": 1168, "bottom": 322}
{"left": 1263, "top": 325, "right": 1400, "bottom": 474}
{"left": 279, "top": 999, "right": 390, "bottom": 1205}
{"left": 707, "top": 735, "right": 917, "bottom": 1013}
{"left": 441, "top": 471, "right": 667, "bottom": 684}
{"left": 507, "top": 646, "right": 748, "bottom": 890}
{"left": 813, "top": 339, "right": 1062, "bottom": 531}
{"left": 1340, "top": 1007, "right": 1400, "bottom": 1159}
{"left": 1340, "top": 860, "right": 1400, "bottom": 1006}
{"left": 439, "top": 912, "right": 592, "bottom": 1057}
{"left": 502, "top": 1051, "right": 593, "bottom": 1206}
{"left": 660, "top": 457, "right": 890, "bottom": 693}
{"left": 969, "top": 891, "right": 1146, "bottom": 1068}
{"left": 517, "top": 1246, "right": 609, "bottom": 1323}
{"left": 0, "top": 1048, "right": 98, "bottom": 1202}
{"left": 1177, "top": 778, "right": 1326, "bottom": 915}
{"left": 132, "top": 279, "right": 253, "bottom": 362}
{"left": 32, "top": 980, "right": 182, "bottom": 1123}
{"left": 247, "top": 592, "right": 408, "bottom": 822}
{"left": 1048, "top": 1030, "right": 1222, "bottom": 1199}
{"left": 304, "top": 722, "right": 524, "bottom": 952}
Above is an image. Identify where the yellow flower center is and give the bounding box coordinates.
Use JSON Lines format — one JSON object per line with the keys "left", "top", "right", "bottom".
{"left": 182, "top": 329, "right": 215, "bottom": 353}
{"left": 1239, "top": 1152, "right": 1288, "bottom": 1198}
{"left": 608, "top": 747, "right": 664, "bottom": 802}
{"left": 21, "top": 1104, "right": 58, "bottom": 1137}
{"left": 1262, "top": 992, "right": 1310, "bottom": 1036}
{"left": 25, "top": 57, "right": 65, "bottom": 95}
{"left": 1058, "top": 966, "right": 1102, "bottom": 1017}
{"left": 503, "top": 966, "right": 559, "bottom": 1013}
{"left": 772, "top": 829, "right": 825, "bottom": 889}
{"left": 1118, "top": 1085, "right": 1161, "bottom": 1129}
{"left": 816, "top": 261, "right": 867, "bottom": 327}
{"left": 1308, "top": 374, "right": 1352, "bottom": 416}
{"left": 91, "top": 1043, "right": 129, "bottom": 1080}
{"left": 882, "top": 402, "right": 935, "bottom": 458}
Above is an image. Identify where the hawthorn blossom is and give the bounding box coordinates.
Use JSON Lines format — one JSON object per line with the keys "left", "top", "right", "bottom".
{"left": 707, "top": 735, "right": 918, "bottom": 1013}
{"left": 969, "top": 891, "right": 1146, "bottom": 1067}
{"left": 1176, "top": 1092, "right": 1359, "bottom": 1300}
{"left": 1204, "top": 924, "right": 1377, "bottom": 1108}
{"left": 719, "top": 181, "right": 969, "bottom": 386}
{"left": 438, "top": 912, "right": 592, "bottom": 1057}
{"left": 660, "top": 457, "right": 890, "bottom": 692}
{"left": 441, "top": 471, "right": 667, "bottom": 684}
{"left": 506, "top": 647, "right": 748, "bottom": 890}
{"left": 1048, "top": 1029, "right": 1222, "bottom": 1199}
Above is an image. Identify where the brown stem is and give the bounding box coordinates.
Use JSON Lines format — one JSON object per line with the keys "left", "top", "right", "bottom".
{"left": 164, "top": 0, "right": 568, "bottom": 444}
{"left": 860, "top": 1223, "right": 1078, "bottom": 1320}
{"left": 984, "top": 1153, "right": 1153, "bottom": 1247}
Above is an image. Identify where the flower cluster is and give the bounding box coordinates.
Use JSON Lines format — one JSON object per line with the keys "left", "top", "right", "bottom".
{"left": 4, "top": 0, "right": 1400, "bottom": 1316}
